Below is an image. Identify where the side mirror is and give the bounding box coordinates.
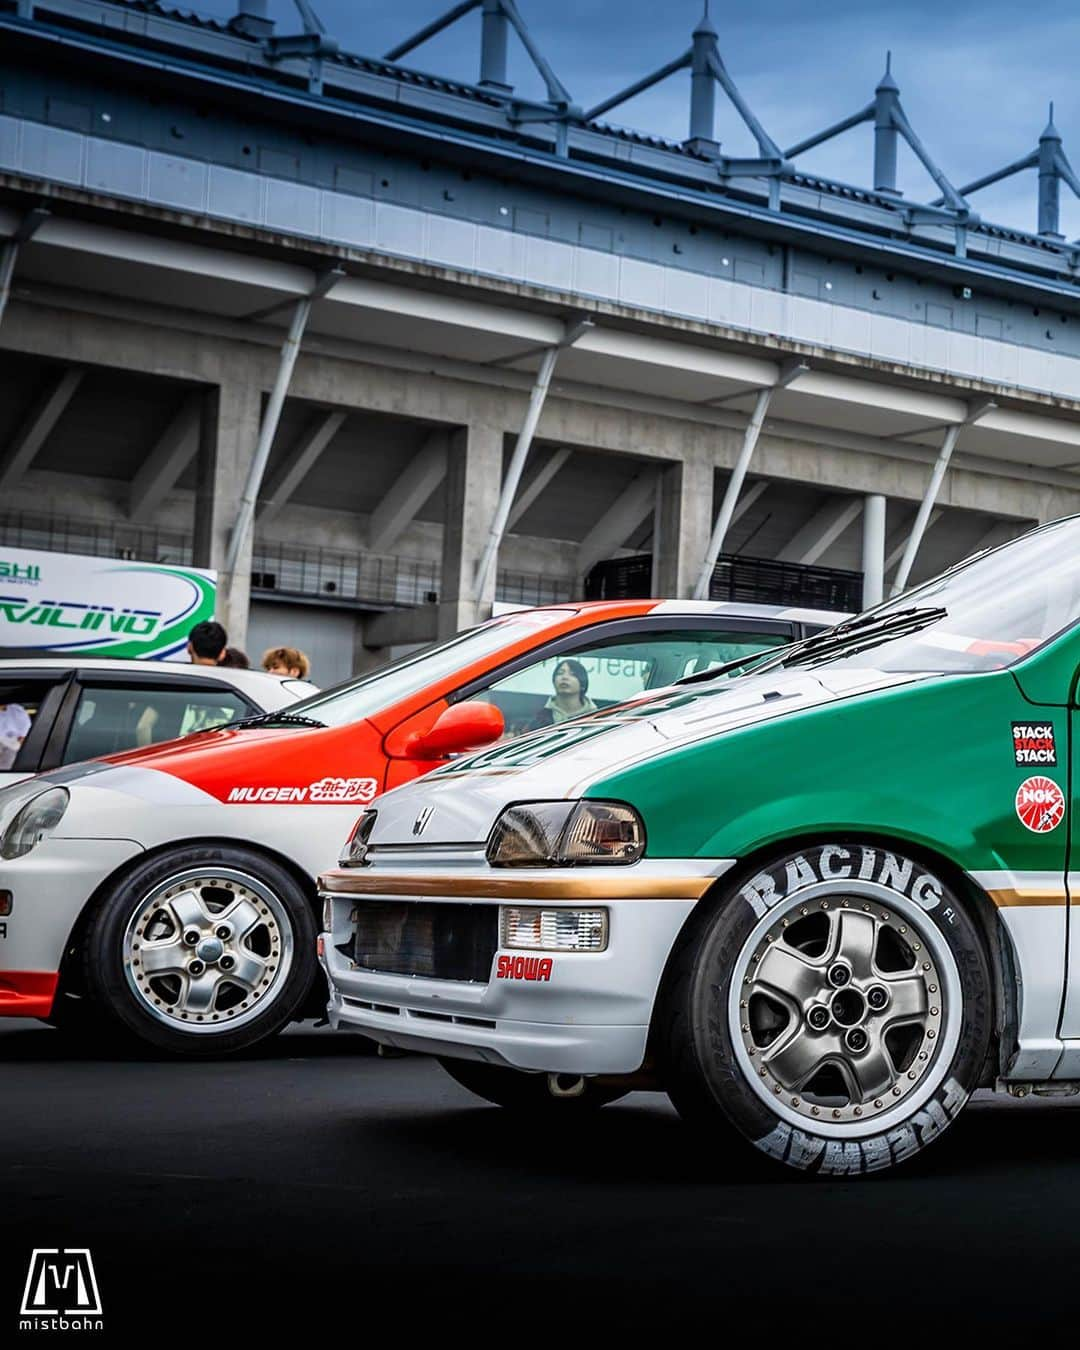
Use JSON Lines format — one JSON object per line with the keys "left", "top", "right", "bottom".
{"left": 403, "top": 700, "right": 505, "bottom": 761}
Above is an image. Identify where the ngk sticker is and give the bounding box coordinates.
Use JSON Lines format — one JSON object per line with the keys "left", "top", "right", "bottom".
{"left": 226, "top": 777, "right": 377, "bottom": 805}
{"left": 1015, "top": 776, "right": 1065, "bottom": 833}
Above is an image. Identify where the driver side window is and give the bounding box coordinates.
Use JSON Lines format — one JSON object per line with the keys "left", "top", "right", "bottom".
{"left": 469, "top": 627, "right": 790, "bottom": 739}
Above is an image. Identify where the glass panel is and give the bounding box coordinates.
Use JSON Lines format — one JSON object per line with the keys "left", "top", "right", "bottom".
{"left": 289, "top": 610, "right": 568, "bottom": 728}
{"left": 0, "top": 680, "right": 54, "bottom": 773}
{"left": 63, "top": 685, "right": 250, "bottom": 763}
{"left": 473, "top": 628, "right": 792, "bottom": 738}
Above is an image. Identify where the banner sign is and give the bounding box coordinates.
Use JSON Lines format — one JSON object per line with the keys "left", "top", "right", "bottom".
{"left": 0, "top": 547, "right": 217, "bottom": 660}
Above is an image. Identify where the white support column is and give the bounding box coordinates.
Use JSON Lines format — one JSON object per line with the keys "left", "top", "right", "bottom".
{"left": 0, "top": 367, "right": 83, "bottom": 495}
{"left": 0, "top": 207, "right": 48, "bottom": 330}
{"left": 890, "top": 423, "right": 961, "bottom": 596}
{"left": 368, "top": 431, "right": 448, "bottom": 553}
{"left": 223, "top": 268, "right": 342, "bottom": 580}
{"left": 692, "top": 386, "right": 772, "bottom": 599}
{"left": 473, "top": 317, "right": 592, "bottom": 603}
{"left": 884, "top": 508, "right": 942, "bottom": 576}
{"left": 778, "top": 497, "right": 864, "bottom": 566}
{"left": 861, "top": 493, "right": 886, "bottom": 609}
{"left": 258, "top": 409, "right": 347, "bottom": 526}
{"left": 576, "top": 472, "right": 659, "bottom": 583}
{"left": 441, "top": 423, "right": 503, "bottom": 639}
{"left": 653, "top": 454, "right": 715, "bottom": 598}
{"left": 506, "top": 447, "right": 572, "bottom": 530}
{"left": 129, "top": 393, "right": 202, "bottom": 521}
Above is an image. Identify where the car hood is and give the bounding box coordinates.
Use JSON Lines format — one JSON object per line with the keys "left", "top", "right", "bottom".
{"left": 33, "top": 719, "right": 382, "bottom": 809}
{"left": 368, "top": 665, "right": 927, "bottom": 846}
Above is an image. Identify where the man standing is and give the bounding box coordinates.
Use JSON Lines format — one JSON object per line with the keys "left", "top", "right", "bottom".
{"left": 187, "top": 621, "right": 228, "bottom": 666}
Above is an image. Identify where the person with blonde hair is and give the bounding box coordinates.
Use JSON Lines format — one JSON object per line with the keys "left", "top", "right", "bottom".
{"left": 262, "top": 646, "right": 311, "bottom": 680}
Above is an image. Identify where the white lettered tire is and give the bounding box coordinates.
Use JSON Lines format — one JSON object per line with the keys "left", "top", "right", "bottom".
{"left": 658, "top": 843, "right": 991, "bottom": 1175}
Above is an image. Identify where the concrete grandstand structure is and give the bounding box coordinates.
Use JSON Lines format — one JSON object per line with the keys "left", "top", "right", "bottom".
{"left": 2, "top": 0, "right": 1079, "bottom": 682}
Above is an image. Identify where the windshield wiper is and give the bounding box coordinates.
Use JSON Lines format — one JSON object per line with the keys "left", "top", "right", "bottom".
{"left": 216, "top": 711, "right": 327, "bottom": 731}
{"left": 775, "top": 606, "right": 949, "bottom": 667}
{"left": 676, "top": 646, "right": 789, "bottom": 686}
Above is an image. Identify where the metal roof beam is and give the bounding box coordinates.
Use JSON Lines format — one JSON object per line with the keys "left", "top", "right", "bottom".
{"left": 129, "top": 392, "right": 202, "bottom": 521}
{"left": 367, "top": 431, "right": 448, "bottom": 553}
{"left": 258, "top": 408, "right": 346, "bottom": 526}
{"left": 577, "top": 471, "right": 659, "bottom": 579}
{"left": 0, "top": 367, "right": 82, "bottom": 495}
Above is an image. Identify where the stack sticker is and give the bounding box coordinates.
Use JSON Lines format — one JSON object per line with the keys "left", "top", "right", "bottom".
{"left": 1015, "top": 776, "right": 1065, "bottom": 833}
{"left": 1012, "top": 722, "right": 1056, "bottom": 766}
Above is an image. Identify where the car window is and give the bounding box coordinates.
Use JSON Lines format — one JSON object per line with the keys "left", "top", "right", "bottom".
{"left": 0, "top": 678, "right": 58, "bottom": 773}
{"left": 470, "top": 628, "right": 792, "bottom": 738}
{"left": 62, "top": 684, "right": 251, "bottom": 764}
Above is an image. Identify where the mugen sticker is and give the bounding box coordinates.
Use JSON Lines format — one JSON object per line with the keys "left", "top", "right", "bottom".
{"left": 1012, "top": 721, "right": 1056, "bottom": 766}
{"left": 1015, "top": 775, "right": 1065, "bottom": 833}
{"left": 226, "top": 776, "right": 378, "bottom": 805}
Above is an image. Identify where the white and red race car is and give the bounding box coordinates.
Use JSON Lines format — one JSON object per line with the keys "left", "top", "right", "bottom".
{"left": 0, "top": 600, "right": 842, "bottom": 1056}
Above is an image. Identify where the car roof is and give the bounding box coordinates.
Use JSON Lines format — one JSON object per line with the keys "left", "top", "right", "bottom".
{"left": 0, "top": 656, "right": 317, "bottom": 701}
{"left": 498, "top": 600, "right": 851, "bottom": 624}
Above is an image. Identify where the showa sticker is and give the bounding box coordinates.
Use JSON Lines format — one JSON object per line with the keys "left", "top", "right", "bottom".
{"left": 1012, "top": 722, "right": 1056, "bottom": 767}
{"left": 1015, "top": 776, "right": 1065, "bottom": 833}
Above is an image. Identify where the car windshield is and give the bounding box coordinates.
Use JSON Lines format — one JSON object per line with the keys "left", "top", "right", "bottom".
{"left": 763, "top": 516, "right": 1080, "bottom": 676}
{"left": 286, "top": 609, "right": 572, "bottom": 727}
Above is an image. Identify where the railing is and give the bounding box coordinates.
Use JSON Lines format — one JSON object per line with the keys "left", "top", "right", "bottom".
{"left": 585, "top": 551, "right": 864, "bottom": 611}
{"left": 0, "top": 510, "right": 572, "bottom": 610}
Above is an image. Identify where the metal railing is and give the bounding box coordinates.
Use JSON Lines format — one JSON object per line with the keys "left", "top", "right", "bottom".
{"left": 585, "top": 551, "right": 864, "bottom": 611}
{"left": 0, "top": 510, "right": 570, "bottom": 611}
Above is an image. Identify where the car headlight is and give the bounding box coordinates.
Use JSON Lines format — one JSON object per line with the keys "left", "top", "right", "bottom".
{"left": 339, "top": 809, "right": 377, "bottom": 866}
{"left": 0, "top": 786, "right": 70, "bottom": 860}
{"left": 486, "top": 800, "right": 645, "bottom": 868}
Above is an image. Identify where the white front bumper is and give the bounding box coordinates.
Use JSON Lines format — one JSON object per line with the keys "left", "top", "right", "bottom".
{"left": 0, "top": 836, "right": 144, "bottom": 975}
{"left": 320, "top": 893, "right": 701, "bottom": 1074}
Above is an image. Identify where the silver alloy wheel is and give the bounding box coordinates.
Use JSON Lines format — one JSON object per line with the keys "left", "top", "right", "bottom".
{"left": 728, "top": 878, "right": 962, "bottom": 1139}
{"left": 122, "top": 866, "right": 295, "bottom": 1033}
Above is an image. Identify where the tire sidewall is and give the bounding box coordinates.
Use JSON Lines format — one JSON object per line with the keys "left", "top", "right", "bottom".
{"left": 677, "top": 842, "right": 991, "bottom": 1175}
{"left": 85, "top": 843, "right": 317, "bottom": 1056}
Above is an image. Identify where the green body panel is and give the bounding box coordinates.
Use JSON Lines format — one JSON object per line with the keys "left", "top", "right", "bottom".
{"left": 586, "top": 669, "right": 1069, "bottom": 877}
{"left": 1011, "top": 624, "right": 1080, "bottom": 707}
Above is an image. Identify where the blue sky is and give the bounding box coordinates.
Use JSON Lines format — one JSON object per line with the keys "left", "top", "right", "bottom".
{"left": 192, "top": 0, "right": 1080, "bottom": 238}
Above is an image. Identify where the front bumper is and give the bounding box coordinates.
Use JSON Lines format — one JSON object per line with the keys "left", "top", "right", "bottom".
{"left": 318, "top": 858, "right": 733, "bottom": 1074}
{"left": 0, "top": 836, "right": 144, "bottom": 1016}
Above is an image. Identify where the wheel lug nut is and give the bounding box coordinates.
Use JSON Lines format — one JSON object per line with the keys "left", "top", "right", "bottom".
{"left": 183, "top": 929, "right": 200, "bottom": 946}
{"left": 827, "top": 963, "right": 851, "bottom": 988}
{"left": 808, "top": 1005, "right": 830, "bottom": 1030}
{"left": 845, "top": 1027, "right": 868, "bottom": 1053}
{"left": 866, "top": 985, "right": 888, "bottom": 1011}
{"left": 215, "top": 925, "right": 231, "bottom": 941}
{"left": 188, "top": 959, "right": 205, "bottom": 976}
{"left": 219, "top": 955, "right": 235, "bottom": 972}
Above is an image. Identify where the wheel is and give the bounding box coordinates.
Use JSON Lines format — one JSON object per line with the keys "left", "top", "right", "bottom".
{"left": 439, "top": 1058, "right": 629, "bottom": 1111}
{"left": 82, "top": 844, "right": 318, "bottom": 1056}
{"left": 658, "top": 842, "right": 991, "bottom": 1176}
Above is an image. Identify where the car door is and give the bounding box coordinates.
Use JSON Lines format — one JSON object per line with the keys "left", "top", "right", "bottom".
{"left": 381, "top": 616, "right": 796, "bottom": 791}
{"left": 42, "top": 673, "right": 261, "bottom": 769}
{"left": 0, "top": 672, "right": 74, "bottom": 788}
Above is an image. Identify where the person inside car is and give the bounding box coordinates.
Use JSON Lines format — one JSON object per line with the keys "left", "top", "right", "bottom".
{"left": 0, "top": 702, "right": 31, "bottom": 771}
{"left": 528, "top": 658, "right": 597, "bottom": 730}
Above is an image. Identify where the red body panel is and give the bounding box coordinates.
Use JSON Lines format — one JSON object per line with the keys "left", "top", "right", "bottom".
{"left": 99, "top": 602, "right": 659, "bottom": 805}
{"left": 0, "top": 970, "right": 58, "bottom": 1018}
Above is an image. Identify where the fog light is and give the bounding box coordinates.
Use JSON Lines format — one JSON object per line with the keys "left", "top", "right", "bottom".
{"left": 0, "top": 890, "right": 11, "bottom": 916}
{"left": 501, "top": 906, "right": 608, "bottom": 952}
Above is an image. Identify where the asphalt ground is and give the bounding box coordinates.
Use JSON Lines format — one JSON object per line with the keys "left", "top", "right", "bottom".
{"left": 2, "top": 1018, "right": 1079, "bottom": 1337}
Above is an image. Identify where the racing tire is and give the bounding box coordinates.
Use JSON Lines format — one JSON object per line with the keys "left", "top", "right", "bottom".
{"left": 438, "top": 1058, "right": 629, "bottom": 1111}
{"left": 82, "top": 843, "right": 318, "bottom": 1057}
{"left": 657, "top": 842, "right": 991, "bottom": 1176}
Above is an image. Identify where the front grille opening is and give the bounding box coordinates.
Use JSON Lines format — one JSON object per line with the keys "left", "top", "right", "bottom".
{"left": 343, "top": 902, "right": 498, "bottom": 983}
